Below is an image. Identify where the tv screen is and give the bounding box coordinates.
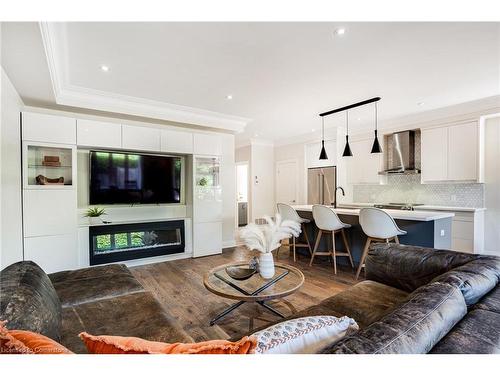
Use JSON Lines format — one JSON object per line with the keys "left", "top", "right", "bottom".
{"left": 89, "top": 151, "right": 182, "bottom": 204}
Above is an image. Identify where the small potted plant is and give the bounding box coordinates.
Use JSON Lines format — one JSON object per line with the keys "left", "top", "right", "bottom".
{"left": 84, "top": 207, "right": 106, "bottom": 225}
{"left": 239, "top": 214, "right": 301, "bottom": 279}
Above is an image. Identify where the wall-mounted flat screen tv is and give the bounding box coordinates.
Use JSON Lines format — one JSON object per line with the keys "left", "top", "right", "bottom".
{"left": 89, "top": 151, "right": 182, "bottom": 204}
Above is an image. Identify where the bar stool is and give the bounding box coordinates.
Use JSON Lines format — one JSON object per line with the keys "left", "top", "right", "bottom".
{"left": 356, "top": 207, "right": 407, "bottom": 279}
{"left": 276, "top": 203, "right": 312, "bottom": 262}
{"left": 311, "top": 205, "right": 354, "bottom": 275}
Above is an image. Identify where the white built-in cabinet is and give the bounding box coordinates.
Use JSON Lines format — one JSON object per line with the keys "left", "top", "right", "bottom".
{"left": 161, "top": 129, "right": 193, "bottom": 154}
{"left": 346, "top": 139, "right": 383, "bottom": 185}
{"left": 21, "top": 112, "right": 79, "bottom": 273}
{"left": 77, "top": 119, "right": 122, "bottom": 149}
{"left": 194, "top": 133, "right": 222, "bottom": 155}
{"left": 122, "top": 125, "right": 161, "bottom": 152}
{"left": 421, "top": 122, "right": 479, "bottom": 183}
{"left": 306, "top": 140, "right": 336, "bottom": 168}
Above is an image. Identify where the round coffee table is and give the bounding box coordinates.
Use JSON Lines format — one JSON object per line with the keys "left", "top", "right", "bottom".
{"left": 204, "top": 262, "right": 305, "bottom": 325}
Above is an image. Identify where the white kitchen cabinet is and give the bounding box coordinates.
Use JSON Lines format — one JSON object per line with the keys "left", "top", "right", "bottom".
{"left": 77, "top": 119, "right": 122, "bottom": 149}
{"left": 193, "top": 222, "right": 222, "bottom": 257}
{"left": 448, "top": 122, "right": 478, "bottom": 181}
{"left": 421, "top": 122, "right": 479, "bottom": 183}
{"left": 23, "top": 189, "right": 77, "bottom": 237}
{"left": 24, "top": 233, "right": 79, "bottom": 273}
{"left": 193, "top": 133, "right": 222, "bottom": 155}
{"left": 122, "top": 125, "right": 161, "bottom": 152}
{"left": 22, "top": 112, "right": 76, "bottom": 144}
{"left": 306, "top": 140, "right": 336, "bottom": 168}
{"left": 161, "top": 129, "right": 193, "bottom": 154}
{"left": 421, "top": 126, "right": 448, "bottom": 182}
{"left": 346, "top": 139, "right": 382, "bottom": 185}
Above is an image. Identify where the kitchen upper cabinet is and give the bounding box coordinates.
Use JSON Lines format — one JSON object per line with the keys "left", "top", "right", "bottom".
{"left": 448, "top": 122, "right": 478, "bottom": 181}
{"left": 193, "top": 133, "right": 222, "bottom": 155}
{"left": 346, "top": 139, "right": 382, "bottom": 185}
{"left": 306, "top": 140, "right": 336, "bottom": 168}
{"left": 421, "top": 127, "right": 448, "bottom": 182}
{"left": 77, "top": 119, "right": 122, "bottom": 149}
{"left": 161, "top": 129, "right": 193, "bottom": 154}
{"left": 22, "top": 112, "right": 76, "bottom": 144}
{"left": 421, "top": 122, "right": 478, "bottom": 183}
{"left": 122, "top": 125, "right": 161, "bottom": 152}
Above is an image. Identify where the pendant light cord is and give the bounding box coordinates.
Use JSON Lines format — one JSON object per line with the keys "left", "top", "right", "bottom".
{"left": 375, "top": 102, "right": 378, "bottom": 131}
{"left": 322, "top": 117, "right": 325, "bottom": 140}
{"left": 346, "top": 110, "right": 349, "bottom": 135}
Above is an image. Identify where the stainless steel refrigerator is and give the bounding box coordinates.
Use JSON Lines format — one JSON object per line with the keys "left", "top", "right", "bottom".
{"left": 307, "top": 166, "right": 336, "bottom": 205}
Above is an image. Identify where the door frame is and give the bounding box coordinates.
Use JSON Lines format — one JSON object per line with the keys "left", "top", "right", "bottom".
{"left": 235, "top": 161, "right": 250, "bottom": 229}
{"left": 275, "top": 158, "right": 299, "bottom": 206}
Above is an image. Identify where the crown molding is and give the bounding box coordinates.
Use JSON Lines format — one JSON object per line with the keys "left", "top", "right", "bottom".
{"left": 39, "top": 22, "right": 251, "bottom": 133}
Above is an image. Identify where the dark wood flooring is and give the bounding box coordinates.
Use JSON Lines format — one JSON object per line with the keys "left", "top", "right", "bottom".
{"left": 130, "top": 246, "right": 361, "bottom": 341}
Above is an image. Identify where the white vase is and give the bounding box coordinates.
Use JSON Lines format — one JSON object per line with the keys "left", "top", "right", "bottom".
{"left": 259, "top": 252, "right": 275, "bottom": 279}
{"left": 89, "top": 217, "right": 102, "bottom": 225}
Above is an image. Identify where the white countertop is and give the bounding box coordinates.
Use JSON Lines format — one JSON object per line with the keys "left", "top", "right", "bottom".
{"left": 292, "top": 205, "right": 454, "bottom": 222}
{"left": 338, "top": 202, "right": 485, "bottom": 213}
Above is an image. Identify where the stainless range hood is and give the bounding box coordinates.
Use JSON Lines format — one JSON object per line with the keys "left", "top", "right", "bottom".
{"left": 379, "top": 130, "right": 421, "bottom": 175}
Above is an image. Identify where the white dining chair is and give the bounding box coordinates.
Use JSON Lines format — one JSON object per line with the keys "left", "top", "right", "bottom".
{"left": 276, "top": 203, "right": 312, "bottom": 262}
{"left": 356, "top": 207, "right": 407, "bottom": 279}
{"left": 311, "top": 205, "right": 354, "bottom": 275}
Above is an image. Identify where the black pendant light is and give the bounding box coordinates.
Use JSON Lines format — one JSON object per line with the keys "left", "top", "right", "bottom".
{"left": 342, "top": 110, "right": 353, "bottom": 157}
{"left": 319, "top": 117, "right": 328, "bottom": 160}
{"left": 371, "top": 101, "right": 382, "bottom": 154}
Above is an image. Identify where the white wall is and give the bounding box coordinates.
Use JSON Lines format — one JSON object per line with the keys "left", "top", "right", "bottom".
{"left": 0, "top": 67, "right": 23, "bottom": 270}
{"left": 236, "top": 145, "right": 252, "bottom": 220}
{"left": 251, "top": 142, "right": 275, "bottom": 221}
{"left": 484, "top": 116, "right": 500, "bottom": 256}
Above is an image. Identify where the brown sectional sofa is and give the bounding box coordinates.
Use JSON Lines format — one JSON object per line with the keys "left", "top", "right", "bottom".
{"left": 1, "top": 243, "right": 500, "bottom": 354}
{"left": 0, "top": 261, "right": 193, "bottom": 353}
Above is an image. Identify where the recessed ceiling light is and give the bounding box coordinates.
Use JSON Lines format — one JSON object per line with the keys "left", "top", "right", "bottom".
{"left": 226, "top": 94, "right": 233, "bottom": 100}
{"left": 335, "top": 28, "right": 346, "bottom": 36}
{"left": 358, "top": 118, "right": 362, "bottom": 121}
{"left": 311, "top": 128, "right": 315, "bottom": 132}
{"left": 100, "top": 65, "right": 110, "bottom": 72}
{"left": 417, "top": 102, "right": 425, "bottom": 106}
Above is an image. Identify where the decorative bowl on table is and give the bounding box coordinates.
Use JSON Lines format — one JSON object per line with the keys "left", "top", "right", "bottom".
{"left": 225, "top": 266, "right": 256, "bottom": 280}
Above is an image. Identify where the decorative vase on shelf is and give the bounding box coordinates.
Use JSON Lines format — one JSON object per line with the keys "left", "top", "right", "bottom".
{"left": 89, "top": 217, "right": 102, "bottom": 225}
{"left": 258, "top": 252, "right": 275, "bottom": 279}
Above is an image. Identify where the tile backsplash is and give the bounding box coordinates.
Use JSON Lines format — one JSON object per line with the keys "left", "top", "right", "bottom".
{"left": 353, "top": 174, "right": 484, "bottom": 207}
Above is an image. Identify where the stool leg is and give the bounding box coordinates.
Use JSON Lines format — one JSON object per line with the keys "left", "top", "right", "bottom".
{"left": 332, "top": 230, "right": 337, "bottom": 275}
{"left": 356, "top": 237, "right": 372, "bottom": 280}
{"left": 394, "top": 236, "right": 400, "bottom": 244}
{"left": 292, "top": 236, "right": 296, "bottom": 262}
{"left": 310, "top": 230, "right": 322, "bottom": 266}
{"left": 276, "top": 241, "right": 281, "bottom": 259}
{"left": 302, "top": 223, "right": 312, "bottom": 255}
{"left": 341, "top": 229, "right": 354, "bottom": 269}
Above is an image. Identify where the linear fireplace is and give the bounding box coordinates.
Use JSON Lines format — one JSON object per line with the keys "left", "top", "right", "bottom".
{"left": 89, "top": 220, "right": 185, "bottom": 265}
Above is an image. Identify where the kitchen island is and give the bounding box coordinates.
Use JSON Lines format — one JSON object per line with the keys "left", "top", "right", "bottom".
{"left": 291, "top": 205, "right": 455, "bottom": 265}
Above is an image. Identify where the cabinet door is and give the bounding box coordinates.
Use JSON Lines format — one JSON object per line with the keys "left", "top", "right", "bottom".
{"left": 22, "top": 112, "right": 76, "bottom": 144}
{"left": 193, "top": 133, "right": 222, "bottom": 155}
{"left": 448, "top": 122, "right": 478, "bottom": 181}
{"left": 23, "top": 189, "right": 77, "bottom": 237}
{"left": 421, "top": 127, "right": 448, "bottom": 182}
{"left": 193, "top": 222, "right": 222, "bottom": 257}
{"left": 77, "top": 119, "right": 122, "bottom": 148}
{"left": 122, "top": 125, "right": 161, "bottom": 152}
{"left": 24, "top": 233, "right": 78, "bottom": 273}
{"left": 161, "top": 129, "right": 193, "bottom": 154}
{"left": 306, "top": 140, "right": 336, "bottom": 168}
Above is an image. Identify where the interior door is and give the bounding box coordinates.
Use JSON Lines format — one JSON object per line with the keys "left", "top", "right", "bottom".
{"left": 276, "top": 160, "right": 298, "bottom": 205}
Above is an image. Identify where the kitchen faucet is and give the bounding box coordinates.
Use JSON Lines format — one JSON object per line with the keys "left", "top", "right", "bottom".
{"left": 334, "top": 186, "right": 345, "bottom": 208}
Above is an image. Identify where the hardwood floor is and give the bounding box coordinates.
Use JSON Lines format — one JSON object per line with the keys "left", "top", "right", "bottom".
{"left": 130, "top": 246, "right": 361, "bottom": 342}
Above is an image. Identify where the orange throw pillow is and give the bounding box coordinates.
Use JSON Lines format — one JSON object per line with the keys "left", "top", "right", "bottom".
{"left": 79, "top": 332, "right": 256, "bottom": 354}
{"left": 0, "top": 321, "right": 73, "bottom": 354}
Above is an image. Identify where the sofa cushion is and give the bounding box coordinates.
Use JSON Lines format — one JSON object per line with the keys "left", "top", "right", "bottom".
{"left": 365, "top": 243, "right": 476, "bottom": 292}
{"left": 50, "top": 265, "right": 144, "bottom": 307}
{"left": 322, "top": 282, "right": 467, "bottom": 354}
{"left": 473, "top": 285, "right": 500, "bottom": 314}
{"left": 431, "top": 257, "right": 500, "bottom": 306}
{"left": 430, "top": 309, "right": 500, "bottom": 354}
{"left": 0, "top": 261, "right": 61, "bottom": 341}
{"left": 60, "top": 292, "right": 193, "bottom": 353}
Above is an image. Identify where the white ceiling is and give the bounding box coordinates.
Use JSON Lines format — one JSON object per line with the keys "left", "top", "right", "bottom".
{"left": 2, "top": 22, "right": 499, "bottom": 142}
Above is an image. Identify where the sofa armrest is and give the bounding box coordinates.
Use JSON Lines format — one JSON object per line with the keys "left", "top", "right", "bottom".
{"left": 365, "top": 243, "right": 476, "bottom": 292}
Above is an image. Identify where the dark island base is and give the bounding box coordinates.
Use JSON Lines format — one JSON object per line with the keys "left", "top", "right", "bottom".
{"left": 292, "top": 210, "right": 452, "bottom": 267}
